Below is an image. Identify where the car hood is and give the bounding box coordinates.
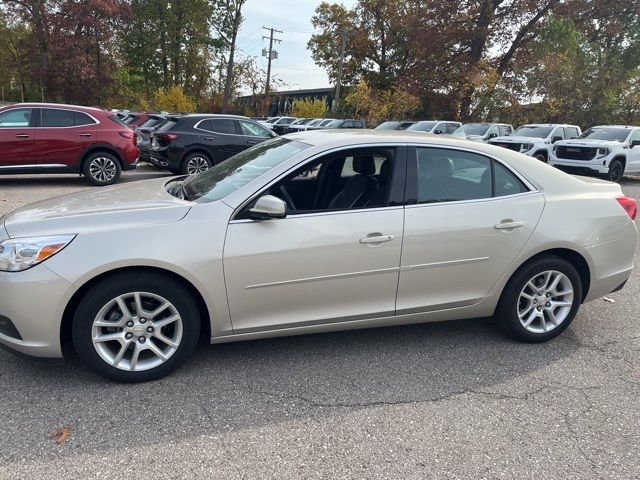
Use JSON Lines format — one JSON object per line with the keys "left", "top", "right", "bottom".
{"left": 3, "top": 177, "right": 191, "bottom": 237}
{"left": 491, "top": 136, "right": 543, "bottom": 143}
{"left": 556, "top": 139, "right": 621, "bottom": 147}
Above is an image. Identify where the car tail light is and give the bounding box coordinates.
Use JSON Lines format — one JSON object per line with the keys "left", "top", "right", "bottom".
{"left": 616, "top": 196, "right": 637, "bottom": 220}
{"left": 158, "top": 133, "right": 178, "bottom": 141}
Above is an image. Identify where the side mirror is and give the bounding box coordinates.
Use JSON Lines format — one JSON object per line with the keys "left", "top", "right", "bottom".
{"left": 249, "top": 195, "right": 287, "bottom": 220}
{"left": 551, "top": 136, "right": 563, "bottom": 143}
{"left": 630, "top": 140, "right": 640, "bottom": 148}
{"left": 434, "top": 129, "right": 443, "bottom": 134}
{"left": 488, "top": 133, "right": 497, "bottom": 139}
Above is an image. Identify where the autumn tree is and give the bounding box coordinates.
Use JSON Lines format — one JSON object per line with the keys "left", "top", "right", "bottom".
{"left": 345, "top": 80, "right": 419, "bottom": 126}
{"left": 292, "top": 98, "right": 328, "bottom": 118}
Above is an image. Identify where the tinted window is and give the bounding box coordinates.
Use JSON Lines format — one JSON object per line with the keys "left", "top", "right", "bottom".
{"left": 140, "top": 117, "right": 163, "bottom": 128}
{"left": 203, "top": 119, "right": 237, "bottom": 135}
{"left": 157, "top": 119, "right": 178, "bottom": 132}
{"left": 493, "top": 161, "right": 528, "bottom": 197}
{"left": 240, "top": 120, "right": 271, "bottom": 137}
{"left": 0, "top": 108, "right": 32, "bottom": 128}
{"left": 42, "top": 109, "right": 75, "bottom": 127}
{"left": 417, "top": 148, "right": 491, "bottom": 203}
{"left": 74, "top": 112, "right": 96, "bottom": 126}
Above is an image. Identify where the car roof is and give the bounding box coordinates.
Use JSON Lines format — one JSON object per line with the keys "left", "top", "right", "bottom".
{"left": 519, "top": 123, "right": 579, "bottom": 128}
{"left": 1, "top": 102, "right": 105, "bottom": 113}
{"left": 590, "top": 125, "right": 640, "bottom": 129}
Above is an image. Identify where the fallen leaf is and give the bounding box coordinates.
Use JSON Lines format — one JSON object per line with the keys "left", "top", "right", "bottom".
{"left": 51, "top": 426, "right": 70, "bottom": 445}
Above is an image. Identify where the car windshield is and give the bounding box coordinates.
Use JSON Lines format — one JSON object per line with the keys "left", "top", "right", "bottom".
{"left": 122, "top": 115, "right": 136, "bottom": 125}
{"left": 578, "top": 127, "right": 630, "bottom": 142}
{"left": 140, "top": 117, "right": 162, "bottom": 128}
{"left": 513, "top": 126, "right": 553, "bottom": 138}
{"left": 308, "top": 119, "right": 323, "bottom": 126}
{"left": 407, "top": 121, "right": 437, "bottom": 132}
{"left": 462, "top": 124, "right": 490, "bottom": 135}
{"left": 157, "top": 119, "right": 178, "bottom": 132}
{"left": 375, "top": 121, "right": 400, "bottom": 130}
{"left": 181, "top": 138, "right": 310, "bottom": 201}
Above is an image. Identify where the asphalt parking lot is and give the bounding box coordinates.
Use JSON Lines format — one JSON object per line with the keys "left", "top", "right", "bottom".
{"left": 0, "top": 165, "right": 639, "bottom": 480}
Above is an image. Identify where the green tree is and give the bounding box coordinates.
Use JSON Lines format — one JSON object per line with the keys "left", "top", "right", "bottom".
{"left": 292, "top": 98, "right": 328, "bottom": 118}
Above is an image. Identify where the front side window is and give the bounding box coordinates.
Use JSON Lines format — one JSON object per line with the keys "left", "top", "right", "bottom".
{"left": 566, "top": 127, "right": 579, "bottom": 139}
{"left": 552, "top": 127, "right": 565, "bottom": 140}
{"left": 445, "top": 123, "right": 460, "bottom": 134}
{"left": 244, "top": 147, "right": 397, "bottom": 215}
{"left": 0, "top": 108, "right": 33, "bottom": 128}
{"left": 486, "top": 125, "right": 499, "bottom": 138}
{"left": 182, "top": 138, "right": 310, "bottom": 201}
{"left": 240, "top": 120, "right": 272, "bottom": 137}
{"left": 415, "top": 148, "right": 527, "bottom": 204}
{"left": 407, "top": 121, "right": 437, "bottom": 132}
{"left": 499, "top": 125, "right": 512, "bottom": 136}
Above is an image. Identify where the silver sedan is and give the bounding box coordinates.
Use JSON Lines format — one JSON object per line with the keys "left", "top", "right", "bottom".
{"left": 0, "top": 131, "right": 637, "bottom": 382}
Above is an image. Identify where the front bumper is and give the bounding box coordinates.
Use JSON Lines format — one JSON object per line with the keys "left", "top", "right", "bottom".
{"left": 0, "top": 265, "right": 74, "bottom": 358}
{"left": 549, "top": 155, "right": 609, "bottom": 173}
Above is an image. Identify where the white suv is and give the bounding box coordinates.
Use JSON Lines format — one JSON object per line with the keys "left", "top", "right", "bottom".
{"left": 453, "top": 123, "right": 514, "bottom": 142}
{"left": 406, "top": 120, "right": 461, "bottom": 135}
{"left": 489, "top": 124, "right": 581, "bottom": 162}
{"left": 549, "top": 125, "right": 640, "bottom": 182}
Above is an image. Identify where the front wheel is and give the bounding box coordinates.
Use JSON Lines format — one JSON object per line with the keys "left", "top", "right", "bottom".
{"left": 533, "top": 153, "right": 547, "bottom": 163}
{"left": 83, "top": 152, "right": 122, "bottom": 186}
{"left": 181, "top": 153, "right": 213, "bottom": 175}
{"left": 72, "top": 272, "right": 201, "bottom": 382}
{"left": 605, "top": 159, "right": 624, "bottom": 183}
{"left": 496, "top": 256, "right": 582, "bottom": 342}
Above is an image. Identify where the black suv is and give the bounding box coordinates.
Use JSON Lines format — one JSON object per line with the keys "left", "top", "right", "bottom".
{"left": 149, "top": 115, "right": 277, "bottom": 174}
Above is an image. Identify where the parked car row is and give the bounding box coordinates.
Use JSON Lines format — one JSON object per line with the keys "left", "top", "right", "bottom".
{"left": 259, "top": 116, "right": 366, "bottom": 135}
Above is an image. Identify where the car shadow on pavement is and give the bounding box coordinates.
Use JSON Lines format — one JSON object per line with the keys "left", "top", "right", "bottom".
{"left": 0, "top": 316, "right": 581, "bottom": 461}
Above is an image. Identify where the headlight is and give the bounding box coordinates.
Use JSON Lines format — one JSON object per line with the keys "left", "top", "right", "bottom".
{"left": 0, "top": 235, "right": 76, "bottom": 272}
{"left": 521, "top": 143, "right": 533, "bottom": 151}
{"left": 596, "top": 148, "right": 610, "bottom": 158}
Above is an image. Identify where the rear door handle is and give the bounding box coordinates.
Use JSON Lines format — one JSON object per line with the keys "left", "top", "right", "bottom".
{"left": 359, "top": 234, "right": 394, "bottom": 244}
{"left": 15, "top": 134, "right": 30, "bottom": 138}
{"left": 78, "top": 133, "right": 92, "bottom": 137}
{"left": 494, "top": 220, "right": 524, "bottom": 230}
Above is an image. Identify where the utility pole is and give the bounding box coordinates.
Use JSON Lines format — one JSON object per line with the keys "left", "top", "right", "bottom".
{"left": 333, "top": 30, "right": 347, "bottom": 111}
{"left": 262, "top": 26, "right": 282, "bottom": 96}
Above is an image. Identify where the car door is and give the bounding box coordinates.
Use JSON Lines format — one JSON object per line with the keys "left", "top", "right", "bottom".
{"left": 627, "top": 130, "right": 640, "bottom": 172}
{"left": 0, "top": 107, "right": 35, "bottom": 168}
{"left": 396, "top": 146, "right": 545, "bottom": 314}
{"left": 223, "top": 146, "right": 407, "bottom": 334}
{"left": 36, "top": 108, "right": 98, "bottom": 167}
{"left": 197, "top": 118, "right": 245, "bottom": 162}
{"left": 238, "top": 120, "right": 274, "bottom": 148}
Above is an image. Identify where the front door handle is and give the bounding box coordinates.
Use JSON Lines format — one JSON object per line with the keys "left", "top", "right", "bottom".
{"left": 204, "top": 137, "right": 215, "bottom": 141}
{"left": 15, "top": 133, "right": 30, "bottom": 138}
{"left": 78, "top": 133, "right": 92, "bottom": 137}
{"left": 494, "top": 220, "right": 524, "bottom": 230}
{"left": 359, "top": 234, "right": 394, "bottom": 244}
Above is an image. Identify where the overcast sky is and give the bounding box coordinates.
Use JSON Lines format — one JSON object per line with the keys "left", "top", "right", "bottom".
{"left": 236, "top": 0, "right": 358, "bottom": 92}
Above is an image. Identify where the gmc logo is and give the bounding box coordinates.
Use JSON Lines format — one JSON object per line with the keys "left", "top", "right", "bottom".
{"left": 566, "top": 147, "right": 581, "bottom": 152}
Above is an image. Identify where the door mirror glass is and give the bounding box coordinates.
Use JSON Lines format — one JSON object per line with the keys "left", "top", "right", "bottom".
{"left": 488, "top": 133, "right": 497, "bottom": 139}
{"left": 249, "top": 195, "right": 287, "bottom": 219}
{"left": 433, "top": 129, "right": 443, "bottom": 134}
{"left": 551, "top": 136, "right": 563, "bottom": 143}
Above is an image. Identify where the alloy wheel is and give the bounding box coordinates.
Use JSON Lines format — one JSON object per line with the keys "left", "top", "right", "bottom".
{"left": 91, "top": 292, "right": 183, "bottom": 371}
{"left": 609, "top": 163, "right": 623, "bottom": 183}
{"left": 517, "top": 270, "right": 574, "bottom": 334}
{"left": 186, "top": 156, "right": 210, "bottom": 174}
{"left": 89, "top": 157, "right": 118, "bottom": 183}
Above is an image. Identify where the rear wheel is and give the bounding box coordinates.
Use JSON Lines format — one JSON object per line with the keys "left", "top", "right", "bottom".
{"left": 181, "top": 153, "right": 213, "bottom": 175}
{"left": 83, "top": 152, "right": 122, "bottom": 186}
{"left": 72, "top": 272, "right": 201, "bottom": 382}
{"left": 497, "top": 256, "right": 582, "bottom": 342}
{"left": 605, "top": 159, "right": 624, "bottom": 183}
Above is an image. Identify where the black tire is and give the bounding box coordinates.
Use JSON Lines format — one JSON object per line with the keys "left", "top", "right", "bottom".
{"left": 533, "top": 153, "right": 547, "bottom": 163}
{"left": 496, "top": 255, "right": 582, "bottom": 343}
{"left": 82, "top": 152, "right": 122, "bottom": 186}
{"left": 181, "top": 152, "right": 213, "bottom": 175}
{"left": 605, "top": 159, "right": 624, "bottom": 183}
{"left": 72, "top": 272, "right": 201, "bottom": 382}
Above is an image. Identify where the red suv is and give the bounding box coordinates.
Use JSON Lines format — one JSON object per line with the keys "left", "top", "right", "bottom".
{"left": 0, "top": 103, "right": 139, "bottom": 185}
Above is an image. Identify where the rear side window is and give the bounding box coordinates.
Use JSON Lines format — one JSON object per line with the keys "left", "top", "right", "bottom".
{"left": 0, "top": 108, "right": 32, "bottom": 128}
{"left": 200, "top": 119, "right": 237, "bottom": 134}
{"left": 74, "top": 112, "right": 97, "bottom": 126}
{"left": 415, "top": 148, "right": 528, "bottom": 204}
{"left": 42, "top": 109, "right": 75, "bottom": 127}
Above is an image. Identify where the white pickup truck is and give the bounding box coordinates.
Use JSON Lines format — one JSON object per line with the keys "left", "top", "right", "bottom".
{"left": 488, "top": 124, "right": 581, "bottom": 162}
{"left": 549, "top": 125, "right": 640, "bottom": 182}
{"left": 454, "top": 123, "right": 514, "bottom": 142}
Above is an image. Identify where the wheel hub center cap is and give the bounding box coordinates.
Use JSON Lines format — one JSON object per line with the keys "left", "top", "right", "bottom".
{"left": 132, "top": 324, "right": 146, "bottom": 336}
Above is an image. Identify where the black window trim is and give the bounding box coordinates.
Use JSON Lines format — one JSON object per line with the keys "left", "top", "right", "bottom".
{"left": 404, "top": 145, "right": 537, "bottom": 207}
{"left": 38, "top": 106, "right": 100, "bottom": 128}
{"left": 193, "top": 118, "right": 241, "bottom": 136}
{"left": 230, "top": 144, "right": 408, "bottom": 222}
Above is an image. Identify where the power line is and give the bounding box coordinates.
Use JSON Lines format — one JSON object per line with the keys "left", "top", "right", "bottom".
{"left": 262, "top": 26, "right": 283, "bottom": 96}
